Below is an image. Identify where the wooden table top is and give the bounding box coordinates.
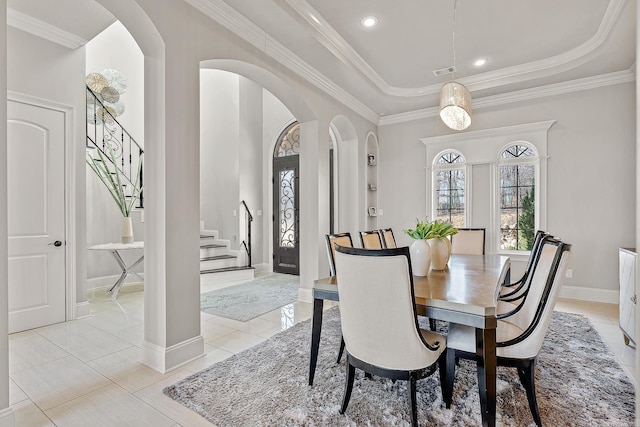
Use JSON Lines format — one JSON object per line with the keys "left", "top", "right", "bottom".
{"left": 314, "top": 254, "right": 510, "bottom": 318}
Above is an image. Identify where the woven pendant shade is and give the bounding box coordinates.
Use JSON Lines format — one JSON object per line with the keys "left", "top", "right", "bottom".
{"left": 439, "top": 81, "right": 472, "bottom": 131}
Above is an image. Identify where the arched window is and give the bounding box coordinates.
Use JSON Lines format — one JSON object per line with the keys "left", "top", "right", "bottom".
{"left": 498, "top": 143, "right": 538, "bottom": 251}
{"left": 433, "top": 150, "right": 466, "bottom": 227}
{"left": 274, "top": 122, "right": 300, "bottom": 157}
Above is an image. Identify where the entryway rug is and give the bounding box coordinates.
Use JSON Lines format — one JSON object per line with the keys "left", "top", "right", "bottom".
{"left": 164, "top": 308, "right": 634, "bottom": 426}
{"left": 200, "top": 273, "right": 299, "bottom": 322}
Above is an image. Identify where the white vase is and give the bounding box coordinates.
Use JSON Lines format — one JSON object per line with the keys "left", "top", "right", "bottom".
{"left": 121, "top": 216, "right": 134, "bottom": 244}
{"left": 430, "top": 238, "right": 449, "bottom": 270}
{"left": 409, "top": 239, "right": 431, "bottom": 276}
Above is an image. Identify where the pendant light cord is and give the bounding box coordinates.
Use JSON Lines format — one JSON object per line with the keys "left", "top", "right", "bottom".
{"left": 452, "top": 0, "right": 458, "bottom": 80}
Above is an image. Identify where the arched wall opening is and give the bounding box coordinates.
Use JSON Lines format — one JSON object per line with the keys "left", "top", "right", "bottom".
{"left": 329, "top": 115, "right": 359, "bottom": 239}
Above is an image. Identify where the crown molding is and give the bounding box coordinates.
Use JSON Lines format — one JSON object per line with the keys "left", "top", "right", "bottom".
{"left": 275, "top": 0, "right": 627, "bottom": 98}
{"left": 7, "top": 7, "right": 88, "bottom": 49}
{"left": 184, "top": 0, "right": 379, "bottom": 124}
{"left": 420, "top": 120, "right": 556, "bottom": 146}
{"left": 379, "top": 69, "right": 636, "bottom": 126}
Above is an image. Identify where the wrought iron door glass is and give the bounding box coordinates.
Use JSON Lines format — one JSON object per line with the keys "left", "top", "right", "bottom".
{"left": 278, "top": 168, "right": 296, "bottom": 248}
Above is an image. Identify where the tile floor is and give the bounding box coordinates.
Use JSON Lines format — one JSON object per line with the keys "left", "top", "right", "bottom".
{"left": 7, "top": 278, "right": 636, "bottom": 426}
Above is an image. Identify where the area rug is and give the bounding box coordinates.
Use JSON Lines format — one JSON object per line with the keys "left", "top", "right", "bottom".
{"left": 200, "top": 273, "right": 299, "bottom": 321}
{"left": 165, "top": 308, "right": 635, "bottom": 426}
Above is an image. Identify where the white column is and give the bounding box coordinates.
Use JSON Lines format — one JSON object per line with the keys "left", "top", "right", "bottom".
{"left": 140, "top": 46, "right": 204, "bottom": 373}
{"left": 0, "top": 3, "right": 15, "bottom": 425}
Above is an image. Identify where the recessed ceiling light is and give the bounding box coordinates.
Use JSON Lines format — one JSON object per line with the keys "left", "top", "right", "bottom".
{"left": 361, "top": 16, "right": 378, "bottom": 28}
{"left": 472, "top": 58, "right": 488, "bottom": 67}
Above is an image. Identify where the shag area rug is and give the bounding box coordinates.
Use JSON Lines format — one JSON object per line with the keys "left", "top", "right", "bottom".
{"left": 165, "top": 308, "right": 634, "bottom": 426}
{"left": 200, "top": 273, "right": 299, "bottom": 321}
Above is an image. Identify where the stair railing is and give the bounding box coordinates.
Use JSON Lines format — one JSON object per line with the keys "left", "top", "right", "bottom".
{"left": 239, "top": 200, "right": 253, "bottom": 268}
{"left": 86, "top": 86, "right": 144, "bottom": 208}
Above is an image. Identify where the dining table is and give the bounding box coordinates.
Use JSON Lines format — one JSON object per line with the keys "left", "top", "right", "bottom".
{"left": 309, "top": 253, "right": 510, "bottom": 427}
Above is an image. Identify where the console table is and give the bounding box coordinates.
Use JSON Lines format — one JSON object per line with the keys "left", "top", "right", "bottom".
{"left": 89, "top": 241, "right": 144, "bottom": 301}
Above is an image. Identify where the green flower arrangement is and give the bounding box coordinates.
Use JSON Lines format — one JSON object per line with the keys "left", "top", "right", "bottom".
{"left": 404, "top": 218, "right": 458, "bottom": 240}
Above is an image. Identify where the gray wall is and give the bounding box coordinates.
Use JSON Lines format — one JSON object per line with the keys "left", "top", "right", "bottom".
{"left": 378, "top": 82, "right": 636, "bottom": 293}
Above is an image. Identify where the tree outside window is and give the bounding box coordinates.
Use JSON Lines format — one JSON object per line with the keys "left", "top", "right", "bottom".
{"left": 434, "top": 151, "right": 465, "bottom": 227}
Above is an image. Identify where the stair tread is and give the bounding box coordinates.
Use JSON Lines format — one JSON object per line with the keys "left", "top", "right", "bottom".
{"left": 200, "top": 266, "right": 254, "bottom": 274}
{"left": 200, "top": 243, "right": 226, "bottom": 249}
{"left": 200, "top": 254, "right": 237, "bottom": 261}
{"left": 199, "top": 235, "right": 217, "bottom": 239}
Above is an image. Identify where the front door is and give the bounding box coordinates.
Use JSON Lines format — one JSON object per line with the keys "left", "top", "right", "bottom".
{"left": 7, "top": 99, "right": 66, "bottom": 333}
{"left": 272, "top": 122, "right": 300, "bottom": 275}
{"left": 273, "top": 155, "right": 299, "bottom": 274}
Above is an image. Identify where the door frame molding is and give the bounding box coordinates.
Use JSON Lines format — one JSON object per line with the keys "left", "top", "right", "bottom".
{"left": 7, "top": 91, "right": 78, "bottom": 321}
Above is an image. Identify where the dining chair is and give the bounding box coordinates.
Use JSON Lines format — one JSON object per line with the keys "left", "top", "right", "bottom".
{"left": 379, "top": 228, "right": 397, "bottom": 248}
{"left": 499, "top": 230, "right": 549, "bottom": 301}
{"left": 325, "top": 232, "right": 353, "bottom": 363}
{"left": 450, "top": 227, "right": 485, "bottom": 255}
{"left": 359, "top": 230, "right": 383, "bottom": 249}
{"left": 443, "top": 236, "right": 571, "bottom": 426}
{"left": 334, "top": 245, "right": 447, "bottom": 427}
{"left": 325, "top": 232, "right": 353, "bottom": 276}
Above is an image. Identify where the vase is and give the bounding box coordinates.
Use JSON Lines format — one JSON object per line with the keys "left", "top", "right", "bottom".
{"left": 430, "top": 238, "right": 449, "bottom": 270}
{"left": 121, "top": 216, "right": 134, "bottom": 243}
{"left": 409, "top": 239, "right": 431, "bottom": 276}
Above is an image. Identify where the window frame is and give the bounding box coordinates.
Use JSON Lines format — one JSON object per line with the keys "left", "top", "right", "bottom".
{"left": 496, "top": 142, "right": 540, "bottom": 254}
{"left": 431, "top": 149, "right": 469, "bottom": 227}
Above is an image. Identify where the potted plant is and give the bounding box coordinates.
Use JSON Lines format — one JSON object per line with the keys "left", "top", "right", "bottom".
{"left": 86, "top": 143, "right": 143, "bottom": 243}
{"left": 429, "top": 220, "right": 458, "bottom": 270}
{"left": 404, "top": 218, "right": 436, "bottom": 276}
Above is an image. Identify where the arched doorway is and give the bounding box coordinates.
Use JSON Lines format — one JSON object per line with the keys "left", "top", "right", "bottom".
{"left": 272, "top": 121, "right": 300, "bottom": 275}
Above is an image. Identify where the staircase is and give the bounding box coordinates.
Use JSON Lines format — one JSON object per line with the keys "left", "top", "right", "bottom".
{"left": 200, "top": 230, "right": 254, "bottom": 282}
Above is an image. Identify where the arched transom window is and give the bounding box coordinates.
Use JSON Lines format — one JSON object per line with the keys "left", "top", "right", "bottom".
{"left": 433, "top": 150, "right": 466, "bottom": 227}
{"left": 274, "top": 122, "right": 300, "bottom": 158}
{"left": 498, "top": 143, "right": 538, "bottom": 251}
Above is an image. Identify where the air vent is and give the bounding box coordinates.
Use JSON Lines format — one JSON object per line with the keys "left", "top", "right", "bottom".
{"left": 433, "top": 66, "right": 456, "bottom": 77}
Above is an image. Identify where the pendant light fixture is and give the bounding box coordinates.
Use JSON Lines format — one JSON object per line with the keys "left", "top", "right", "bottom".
{"left": 439, "top": 0, "right": 472, "bottom": 131}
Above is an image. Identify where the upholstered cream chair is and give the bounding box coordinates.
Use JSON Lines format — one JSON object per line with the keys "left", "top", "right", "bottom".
{"left": 334, "top": 245, "right": 447, "bottom": 427}
{"left": 380, "top": 228, "right": 397, "bottom": 248}
{"left": 359, "top": 230, "right": 383, "bottom": 249}
{"left": 450, "top": 228, "right": 485, "bottom": 255}
{"left": 443, "top": 236, "right": 571, "bottom": 426}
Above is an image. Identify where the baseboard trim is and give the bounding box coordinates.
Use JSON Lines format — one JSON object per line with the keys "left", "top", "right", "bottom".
{"left": 298, "top": 287, "right": 313, "bottom": 304}
{"left": 253, "top": 263, "right": 269, "bottom": 274}
{"left": 87, "top": 274, "right": 144, "bottom": 290}
{"left": 141, "top": 335, "right": 205, "bottom": 374}
{"left": 0, "top": 407, "right": 15, "bottom": 427}
{"left": 75, "top": 301, "right": 91, "bottom": 319}
{"left": 559, "top": 285, "right": 619, "bottom": 305}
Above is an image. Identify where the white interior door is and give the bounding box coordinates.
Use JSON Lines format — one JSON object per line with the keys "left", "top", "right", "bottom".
{"left": 7, "top": 100, "right": 66, "bottom": 333}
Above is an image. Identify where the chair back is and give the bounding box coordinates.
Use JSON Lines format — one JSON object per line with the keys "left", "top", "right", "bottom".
{"left": 380, "top": 228, "right": 397, "bottom": 248}
{"left": 334, "top": 246, "right": 442, "bottom": 370}
{"left": 498, "top": 237, "right": 572, "bottom": 359}
{"left": 500, "top": 230, "right": 550, "bottom": 300}
{"left": 325, "top": 232, "right": 353, "bottom": 276}
{"left": 450, "top": 228, "right": 485, "bottom": 255}
{"left": 360, "top": 230, "right": 383, "bottom": 249}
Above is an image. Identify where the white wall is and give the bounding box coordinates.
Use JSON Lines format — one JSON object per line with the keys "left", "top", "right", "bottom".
{"left": 378, "top": 82, "right": 636, "bottom": 296}
{"left": 6, "top": 26, "right": 88, "bottom": 305}
{"left": 200, "top": 69, "right": 240, "bottom": 247}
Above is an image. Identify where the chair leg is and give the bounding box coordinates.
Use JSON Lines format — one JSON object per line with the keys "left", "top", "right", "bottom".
{"left": 340, "top": 360, "right": 356, "bottom": 414}
{"left": 429, "top": 318, "right": 437, "bottom": 331}
{"left": 443, "top": 348, "right": 456, "bottom": 408}
{"left": 408, "top": 373, "right": 418, "bottom": 427}
{"left": 437, "top": 351, "right": 448, "bottom": 404}
{"left": 517, "top": 361, "right": 542, "bottom": 427}
{"left": 337, "top": 336, "right": 345, "bottom": 363}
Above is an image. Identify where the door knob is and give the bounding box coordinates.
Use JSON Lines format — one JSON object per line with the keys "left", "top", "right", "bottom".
{"left": 48, "top": 240, "right": 63, "bottom": 247}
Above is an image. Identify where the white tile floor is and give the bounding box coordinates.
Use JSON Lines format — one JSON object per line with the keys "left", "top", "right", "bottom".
{"left": 7, "top": 279, "right": 636, "bottom": 426}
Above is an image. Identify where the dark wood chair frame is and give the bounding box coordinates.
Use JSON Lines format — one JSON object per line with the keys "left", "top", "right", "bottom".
{"left": 443, "top": 237, "right": 571, "bottom": 427}
{"left": 450, "top": 227, "right": 486, "bottom": 255}
{"left": 335, "top": 245, "right": 447, "bottom": 427}
{"left": 499, "top": 230, "right": 549, "bottom": 302}
{"left": 379, "top": 228, "right": 396, "bottom": 249}
{"left": 325, "top": 232, "right": 353, "bottom": 276}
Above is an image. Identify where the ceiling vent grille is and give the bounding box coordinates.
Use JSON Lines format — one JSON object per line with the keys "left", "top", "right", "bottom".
{"left": 433, "top": 66, "right": 456, "bottom": 77}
